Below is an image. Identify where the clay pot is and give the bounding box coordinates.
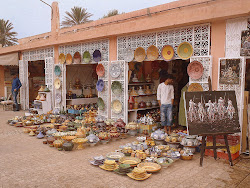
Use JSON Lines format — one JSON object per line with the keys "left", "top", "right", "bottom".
{"left": 53, "top": 139, "right": 63, "bottom": 148}
{"left": 47, "top": 136, "right": 55, "bottom": 145}
{"left": 63, "top": 142, "right": 74, "bottom": 151}
{"left": 37, "top": 131, "right": 45, "bottom": 139}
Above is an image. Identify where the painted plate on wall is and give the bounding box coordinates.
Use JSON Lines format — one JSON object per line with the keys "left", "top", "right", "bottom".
{"left": 59, "top": 53, "right": 66, "bottom": 64}
{"left": 110, "top": 63, "right": 121, "bottom": 78}
{"left": 177, "top": 42, "right": 193, "bottom": 60}
{"left": 97, "top": 97, "right": 105, "bottom": 110}
{"left": 112, "top": 100, "right": 122, "bottom": 114}
{"left": 54, "top": 78, "right": 61, "bottom": 90}
{"left": 83, "top": 51, "right": 91, "bottom": 63}
{"left": 54, "top": 65, "right": 61, "bottom": 76}
{"left": 66, "top": 54, "right": 73, "bottom": 65}
{"left": 111, "top": 81, "right": 122, "bottom": 95}
{"left": 96, "top": 79, "right": 104, "bottom": 92}
{"left": 73, "top": 52, "right": 81, "bottom": 64}
{"left": 187, "top": 61, "right": 204, "bottom": 80}
{"left": 93, "top": 50, "right": 102, "bottom": 62}
{"left": 161, "top": 45, "right": 174, "bottom": 61}
{"left": 96, "top": 63, "right": 105, "bottom": 77}
{"left": 147, "top": 45, "right": 159, "bottom": 61}
{"left": 187, "top": 83, "right": 203, "bottom": 92}
{"left": 134, "top": 47, "right": 146, "bottom": 62}
{"left": 124, "top": 48, "right": 134, "bottom": 62}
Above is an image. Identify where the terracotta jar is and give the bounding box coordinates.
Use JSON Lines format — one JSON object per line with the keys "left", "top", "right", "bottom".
{"left": 53, "top": 139, "right": 63, "bottom": 148}
{"left": 47, "top": 136, "right": 55, "bottom": 145}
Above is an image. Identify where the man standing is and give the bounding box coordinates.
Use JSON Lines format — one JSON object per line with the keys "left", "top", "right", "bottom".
{"left": 157, "top": 74, "right": 174, "bottom": 134}
{"left": 11, "top": 73, "right": 22, "bottom": 111}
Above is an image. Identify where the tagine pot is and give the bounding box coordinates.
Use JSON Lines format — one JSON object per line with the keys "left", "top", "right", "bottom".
{"left": 63, "top": 142, "right": 74, "bottom": 151}
{"left": 37, "top": 131, "right": 45, "bottom": 139}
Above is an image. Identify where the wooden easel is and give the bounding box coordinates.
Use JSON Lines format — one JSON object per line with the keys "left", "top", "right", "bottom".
{"left": 200, "top": 134, "right": 233, "bottom": 166}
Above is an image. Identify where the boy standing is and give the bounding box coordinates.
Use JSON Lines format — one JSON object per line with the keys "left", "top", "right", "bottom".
{"left": 157, "top": 74, "right": 174, "bottom": 134}
{"left": 12, "top": 73, "right": 22, "bottom": 111}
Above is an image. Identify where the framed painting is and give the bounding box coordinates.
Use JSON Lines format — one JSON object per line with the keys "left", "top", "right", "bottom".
{"left": 240, "top": 30, "right": 250, "bottom": 57}
{"left": 184, "top": 91, "right": 240, "bottom": 135}
{"left": 219, "top": 58, "right": 240, "bottom": 84}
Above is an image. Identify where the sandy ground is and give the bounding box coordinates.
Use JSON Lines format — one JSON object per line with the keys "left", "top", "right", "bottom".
{"left": 0, "top": 106, "right": 249, "bottom": 188}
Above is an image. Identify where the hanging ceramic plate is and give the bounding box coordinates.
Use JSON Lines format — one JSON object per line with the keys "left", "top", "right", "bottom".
{"left": 112, "top": 100, "right": 122, "bottom": 114}
{"left": 187, "top": 61, "right": 204, "bottom": 80}
{"left": 161, "top": 45, "right": 174, "bottom": 61}
{"left": 83, "top": 51, "right": 91, "bottom": 64}
{"left": 134, "top": 47, "right": 146, "bottom": 62}
{"left": 59, "top": 53, "right": 66, "bottom": 64}
{"left": 73, "top": 52, "right": 81, "bottom": 64}
{"left": 96, "top": 79, "right": 104, "bottom": 92}
{"left": 124, "top": 48, "right": 134, "bottom": 62}
{"left": 66, "top": 54, "right": 73, "bottom": 65}
{"left": 97, "top": 97, "right": 105, "bottom": 110}
{"left": 111, "top": 81, "right": 122, "bottom": 95}
{"left": 93, "top": 50, "right": 101, "bottom": 62}
{"left": 96, "top": 63, "right": 105, "bottom": 77}
{"left": 110, "top": 63, "right": 121, "bottom": 78}
{"left": 56, "top": 93, "right": 61, "bottom": 104}
{"left": 54, "top": 78, "right": 61, "bottom": 90}
{"left": 147, "top": 45, "right": 159, "bottom": 61}
{"left": 54, "top": 65, "right": 61, "bottom": 76}
{"left": 188, "top": 83, "right": 203, "bottom": 92}
{"left": 177, "top": 42, "right": 193, "bottom": 60}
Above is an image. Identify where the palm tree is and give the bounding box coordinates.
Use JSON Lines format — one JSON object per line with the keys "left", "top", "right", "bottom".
{"left": 0, "top": 19, "right": 18, "bottom": 47}
{"left": 103, "top": 9, "right": 120, "bottom": 18}
{"left": 61, "top": 6, "right": 93, "bottom": 27}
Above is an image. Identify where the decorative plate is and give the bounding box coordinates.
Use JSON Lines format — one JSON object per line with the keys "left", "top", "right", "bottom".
{"left": 111, "top": 81, "right": 122, "bottom": 95}
{"left": 147, "top": 45, "right": 159, "bottom": 61}
{"left": 55, "top": 93, "right": 61, "bottom": 104}
{"left": 124, "top": 48, "right": 134, "bottom": 62}
{"left": 119, "top": 157, "right": 141, "bottom": 165}
{"left": 54, "top": 65, "right": 61, "bottom": 76}
{"left": 99, "top": 164, "right": 119, "bottom": 171}
{"left": 66, "top": 54, "right": 73, "bottom": 65}
{"left": 110, "top": 63, "right": 121, "bottom": 78}
{"left": 93, "top": 50, "right": 101, "bottom": 62}
{"left": 161, "top": 45, "right": 174, "bottom": 61}
{"left": 73, "top": 52, "right": 81, "bottom": 64}
{"left": 134, "top": 47, "right": 146, "bottom": 62}
{"left": 127, "top": 173, "right": 151, "bottom": 181}
{"left": 187, "top": 61, "right": 204, "bottom": 80}
{"left": 177, "top": 42, "right": 193, "bottom": 60}
{"left": 59, "top": 53, "right": 66, "bottom": 64}
{"left": 112, "top": 100, "right": 122, "bottom": 114}
{"left": 83, "top": 51, "right": 91, "bottom": 63}
{"left": 137, "top": 162, "right": 162, "bottom": 173}
{"left": 106, "top": 152, "right": 125, "bottom": 161}
{"left": 97, "top": 97, "right": 105, "bottom": 110}
{"left": 96, "top": 63, "right": 105, "bottom": 77}
{"left": 187, "top": 83, "right": 203, "bottom": 92}
{"left": 96, "top": 79, "right": 104, "bottom": 92}
{"left": 54, "top": 78, "right": 61, "bottom": 90}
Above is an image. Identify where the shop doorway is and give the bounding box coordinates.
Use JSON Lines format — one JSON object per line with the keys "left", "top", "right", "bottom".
{"left": 28, "top": 60, "right": 45, "bottom": 107}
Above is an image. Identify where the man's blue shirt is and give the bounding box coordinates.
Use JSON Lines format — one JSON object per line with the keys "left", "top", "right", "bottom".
{"left": 12, "top": 77, "right": 22, "bottom": 92}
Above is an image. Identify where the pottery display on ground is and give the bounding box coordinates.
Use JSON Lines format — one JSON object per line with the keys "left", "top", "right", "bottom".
{"left": 62, "top": 141, "right": 74, "bottom": 151}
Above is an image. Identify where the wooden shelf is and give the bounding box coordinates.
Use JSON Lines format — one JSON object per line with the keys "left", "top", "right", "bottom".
{"left": 128, "top": 82, "right": 154, "bottom": 86}
{"left": 128, "top": 106, "right": 159, "bottom": 112}
{"left": 66, "top": 97, "right": 98, "bottom": 105}
{"left": 129, "top": 94, "right": 156, "bottom": 97}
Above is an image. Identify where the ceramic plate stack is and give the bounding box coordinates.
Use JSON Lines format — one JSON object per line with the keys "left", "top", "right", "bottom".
{"left": 83, "top": 51, "right": 91, "bottom": 63}
{"left": 161, "top": 45, "right": 174, "bottom": 61}
{"left": 134, "top": 47, "right": 146, "bottom": 62}
{"left": 66, "top": 54, "right": 73, "bottom": 65}
{"left": 73, "top": 52, "right": 81, "bottom": 64}
{"left": 114, "top": 164, "right": 133, "bottom": 175}
{"left": 147, "top": 45, "right": 159, "bottom": 61}
{"left": 177, "top": 42, "right": 193, "bottom": 60}
{"left": 188, "top": 83, "right": 203, "bottom": 92}
{"left": 127, "top": 167, "right": 151, "bottom": 181}
{"left": 59, "top": 53, "right": 66, "bottom": 64}
{"left": 119, "top": 156, "right": 141, "bottom": 167}
{"left": 99, "top": 160, "right": 119, "bottom": 171}
{"left": 90, "top": 156, "right": 105, "bottom": 166}
{"left": 137, "top": 162, "right": 161, "bottom": 173}
{"left": 106, "top": 152, "right": 125, "bottom": 161}
{"left": 187, "top": 61, "right": 204, "bottom": 80}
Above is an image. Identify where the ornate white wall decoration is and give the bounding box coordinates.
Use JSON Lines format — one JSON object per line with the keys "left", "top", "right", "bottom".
{"left": 45, "top": 57, "right": 55, "bottom": 110}
{"left": 117, "top": 23, "right": 210, "bottom": 60}
{"left": 22, "top": 47, "right": 54, "bottom": 61}
{"left": 59, "top": 39, "right": 109, "bottom": 62}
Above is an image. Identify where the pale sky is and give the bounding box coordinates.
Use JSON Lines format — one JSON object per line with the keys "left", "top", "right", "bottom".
{"left": 0, "top": 0, "right": 177, "bottom": 39}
